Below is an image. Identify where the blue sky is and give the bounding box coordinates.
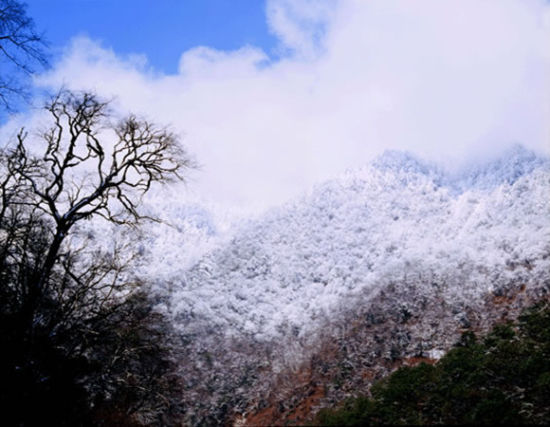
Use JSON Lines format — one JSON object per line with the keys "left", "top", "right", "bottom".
{"left": 26, "top": 0, "right": 278, "bottom": 74}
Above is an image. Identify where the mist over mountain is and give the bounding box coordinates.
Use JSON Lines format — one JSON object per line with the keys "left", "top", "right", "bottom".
{"left": 159, "top": 146, "right": 548, "bottom": 341}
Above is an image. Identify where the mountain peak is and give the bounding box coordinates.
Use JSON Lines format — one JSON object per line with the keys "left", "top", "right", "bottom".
{"left": 450, "top": 144, "right": 549, "bottom": 192}
{"left": 372, "top": 150, "right": 440, "bottom": 176}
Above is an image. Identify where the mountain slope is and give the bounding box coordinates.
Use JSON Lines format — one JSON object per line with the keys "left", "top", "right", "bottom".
{"left": 170, "top": 146, "right": 550, "bottom": 342}
{"left": 129, "top": 146, "right": 549, "bottom": 425}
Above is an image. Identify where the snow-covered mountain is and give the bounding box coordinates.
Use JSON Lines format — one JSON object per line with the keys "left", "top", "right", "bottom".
{"left": 90, "top": 145, "right": 548, "bottom": 425}
{"left": 166, "top": 146, "right": 549, "bottom": 344}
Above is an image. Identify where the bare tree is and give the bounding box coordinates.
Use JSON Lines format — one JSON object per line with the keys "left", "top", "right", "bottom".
{"left": 8, "top": 90, "right": 191, "bottom": 295}
{"left": 0, "top": 0, "right": 48, "bottom": 112}
{"left": 0, "top": 90, "right": 191, "bottom": 424}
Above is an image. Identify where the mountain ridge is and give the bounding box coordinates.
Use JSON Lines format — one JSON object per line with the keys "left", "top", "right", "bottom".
{"left": 98, "top": 145, "right": 549, "bottom": 425}
{"left": 168, "top": 146, "right": 549, "bottom": 343}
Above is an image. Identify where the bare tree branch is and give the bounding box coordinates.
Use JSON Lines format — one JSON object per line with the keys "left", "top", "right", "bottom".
{"left": 0, "top": 0, "right": 48, "bottom": 113}
{"left": 1, "top": 89, "right": 189, "bottom": 424}
{"left": 1, "top": 89, "right": 194, "bottom": 339}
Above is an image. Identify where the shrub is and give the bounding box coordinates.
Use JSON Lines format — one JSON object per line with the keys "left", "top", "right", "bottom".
{"left": 315, "top": 301, "right": 550, "bottom": 425}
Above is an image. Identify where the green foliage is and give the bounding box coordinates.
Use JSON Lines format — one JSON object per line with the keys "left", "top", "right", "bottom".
{"left": 315, "top": 301, "right": 550, "bottom": 425}
{"left": 316, "top": 397, "right": 373, "bottom": 426}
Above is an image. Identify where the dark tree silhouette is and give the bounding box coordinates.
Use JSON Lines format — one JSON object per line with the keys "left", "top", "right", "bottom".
{"left": 0, "top": 0, "right": 48, "bottom": 112}
{"left": 0, "top": 90, "right": 192, "bottom": 425}
{"left": 3, "top": 89, "right": 192, "bottom": 333}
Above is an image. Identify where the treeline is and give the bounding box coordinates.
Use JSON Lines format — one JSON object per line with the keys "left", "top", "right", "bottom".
{"left": 316, "top": 301, "right": 550, "bottom": 425}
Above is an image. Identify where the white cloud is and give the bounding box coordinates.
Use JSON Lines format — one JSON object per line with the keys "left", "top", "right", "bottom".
{"left": 266, "top": 0, "right": 336, "bottom": 56}
{"left": 15, "top": 0, "right": 550, "bottom": 211}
